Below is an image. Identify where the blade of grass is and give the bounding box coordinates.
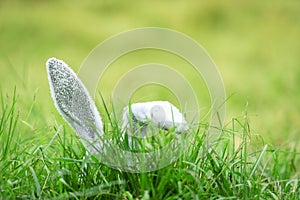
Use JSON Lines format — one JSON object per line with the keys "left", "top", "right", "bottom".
{"left": 250, "top": 144, "right": 268, "bottom": 179}
{"left": 29, "top": 166, "right": 41, "bottom": 198}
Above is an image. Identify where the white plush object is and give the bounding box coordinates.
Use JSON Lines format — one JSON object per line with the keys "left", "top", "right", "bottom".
{"left": 122, "top": 101, "right": 188, "bottom": 148}
{"left": 46, "top": 57, "right": 189, "bottom": 153}
{"left": 122, "top": 101, "right": 188, "bottom": 136}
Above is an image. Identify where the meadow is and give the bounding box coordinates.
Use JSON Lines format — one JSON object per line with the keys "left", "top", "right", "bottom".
{"left": 0, "top": 0, "right": 300, "bottom": 199}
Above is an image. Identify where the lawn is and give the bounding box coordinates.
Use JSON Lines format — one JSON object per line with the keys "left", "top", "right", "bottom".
{"left": 0, "top": 0, "right": 300, "bottom": 199}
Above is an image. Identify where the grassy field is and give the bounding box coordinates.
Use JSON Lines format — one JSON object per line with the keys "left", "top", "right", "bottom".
{"left": 1, "top": 0, "right": 300, "bottom": 199}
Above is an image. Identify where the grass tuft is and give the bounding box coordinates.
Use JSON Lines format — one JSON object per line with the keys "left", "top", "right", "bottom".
{"left": 0, "top": 90, "right": 299, "bottom": 199}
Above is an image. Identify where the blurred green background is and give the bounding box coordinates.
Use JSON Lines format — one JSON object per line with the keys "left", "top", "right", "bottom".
{"left": 0, "top": 0, "right": 299, "bottom": 146}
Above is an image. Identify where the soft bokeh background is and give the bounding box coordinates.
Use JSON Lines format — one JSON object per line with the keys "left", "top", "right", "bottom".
{"left": 0, "top": 0, "right": 299, "bottom": 147}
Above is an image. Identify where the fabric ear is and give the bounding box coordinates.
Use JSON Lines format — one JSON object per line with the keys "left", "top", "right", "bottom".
{"left": 46, "top": 58, "right": 104, "bottom": 154}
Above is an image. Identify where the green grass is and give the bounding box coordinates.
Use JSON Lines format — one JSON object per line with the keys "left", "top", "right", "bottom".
{"left": 1, "top": 90, "right": 299, "bottom": 199}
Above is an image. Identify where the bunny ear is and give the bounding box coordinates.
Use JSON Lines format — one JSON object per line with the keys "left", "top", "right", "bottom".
{"left": 46, "top": 58, "right": 104, "bottom": 154}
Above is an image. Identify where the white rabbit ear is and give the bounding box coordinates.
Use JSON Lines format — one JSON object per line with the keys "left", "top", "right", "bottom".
{"left": 46, "top": 57, "right": 104, "bottom": 154}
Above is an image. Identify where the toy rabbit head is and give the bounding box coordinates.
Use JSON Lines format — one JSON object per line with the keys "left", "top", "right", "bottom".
{"left": 46, "top": 58, "right": 188, "bottom": 154}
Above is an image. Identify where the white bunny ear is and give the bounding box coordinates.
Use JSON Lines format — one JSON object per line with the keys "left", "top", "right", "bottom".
{"left": 121, "top": 101, "right": 189, "bottom": 149}
{"left": 46, "top": 57, "right": 104, "bottom": 154}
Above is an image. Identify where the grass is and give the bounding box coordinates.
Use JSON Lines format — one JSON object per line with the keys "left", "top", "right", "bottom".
{"left": 1, "top": 90, "right": 299, "bottom": 199}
